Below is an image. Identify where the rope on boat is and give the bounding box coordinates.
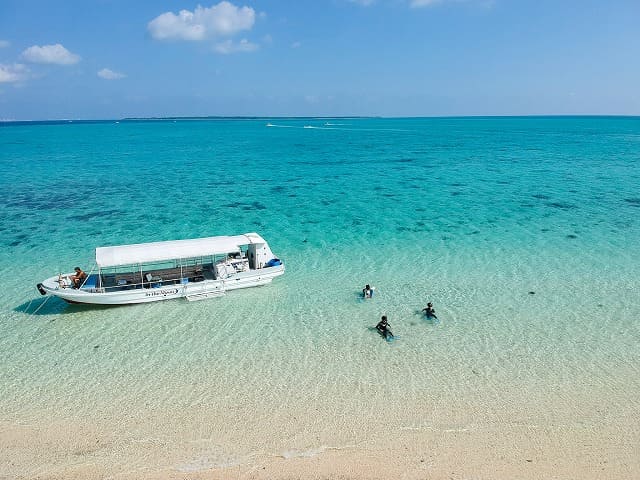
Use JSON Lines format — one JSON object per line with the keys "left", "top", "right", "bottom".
{"left": 24, "top": 297, "right": 35, "bottom": 314}
{"left": 24, "top": 286, "right": 46, "bottom": 314}
{"left": 31, "top": 295, "right": 52, "bottom": 315}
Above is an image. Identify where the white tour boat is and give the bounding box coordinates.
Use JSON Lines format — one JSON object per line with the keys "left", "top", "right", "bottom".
{"left": 36, "top": 232, "right": 285, "bottom": 305}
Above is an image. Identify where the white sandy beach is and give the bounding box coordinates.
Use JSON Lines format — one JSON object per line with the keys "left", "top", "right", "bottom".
{"left": 2, "top": 414, "right": 638, "bottom": 479}
{"left": 2, "top": 367, "right": 639, "bottom": 479}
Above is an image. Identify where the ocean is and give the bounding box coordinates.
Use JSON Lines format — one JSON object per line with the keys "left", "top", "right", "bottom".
{"left": 1, "top": 117, "right": 639, "bottom": 476}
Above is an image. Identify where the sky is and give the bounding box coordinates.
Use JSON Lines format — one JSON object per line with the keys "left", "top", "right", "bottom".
{"left": 0, "top": 0, "right": 639, "bottom": 120}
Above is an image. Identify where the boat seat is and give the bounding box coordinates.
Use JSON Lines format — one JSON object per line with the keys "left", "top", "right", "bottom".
{"left": 146, "top": 273, "right": 162, "bottom": 282}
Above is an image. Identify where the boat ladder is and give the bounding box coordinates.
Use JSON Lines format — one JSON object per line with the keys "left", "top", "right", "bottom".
{"left": 184, "top": 280, "right": 226, "bottom": 302}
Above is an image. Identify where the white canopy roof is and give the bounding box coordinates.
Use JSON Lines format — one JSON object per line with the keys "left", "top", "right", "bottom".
{"left": 95, "top": 232, "right": 266, "bottom": 268}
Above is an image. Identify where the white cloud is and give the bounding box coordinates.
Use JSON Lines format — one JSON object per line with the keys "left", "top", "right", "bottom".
{"left": 98, "top": 68, "right": 126, "bottom": 80}
{"left": 0, "top": 40, "right": 10, "bottom": 48}
{"left": 0, "top": 63, "right": 29, "bottom": 83}
{"left": 21, "top": 44, "right": 80, "bottom": 65}
{"left": 214, "top": 38, "right": 258, "bottom": 54}
{"left": 148, "top": 1, "right": 256, "bottom": 41}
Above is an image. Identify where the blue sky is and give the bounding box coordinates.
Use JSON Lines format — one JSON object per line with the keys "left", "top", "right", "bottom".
{"left": 1, "top": 0, "right": 639, "bottom": 119}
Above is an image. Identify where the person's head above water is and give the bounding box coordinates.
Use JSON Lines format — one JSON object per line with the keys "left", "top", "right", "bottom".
{"left": 381, "top": 315, "right": 387, "bottom": 322}
{"left": 365, "top": 284, "right": 371, "bottom": 289}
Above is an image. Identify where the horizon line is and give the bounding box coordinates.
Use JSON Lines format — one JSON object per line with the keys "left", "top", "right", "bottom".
{"left": 2, "top": 114, "right": 639, "bottom": 124}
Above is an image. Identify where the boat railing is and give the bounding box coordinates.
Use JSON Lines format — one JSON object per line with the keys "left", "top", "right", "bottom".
{"left": 98, "top": 265, "right": 208, "bottom": 292}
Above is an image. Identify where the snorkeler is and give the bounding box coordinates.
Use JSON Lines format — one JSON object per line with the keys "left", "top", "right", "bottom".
{"left": 376, "top": 315, "right": 393, "bottom": 339}
{"left": 422, "top": 302, "right": 437, "bottom": 319}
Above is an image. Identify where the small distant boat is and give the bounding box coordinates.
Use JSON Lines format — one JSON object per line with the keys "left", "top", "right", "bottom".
{"left": 36, "top": 232, "right": 285, "bottom": 305}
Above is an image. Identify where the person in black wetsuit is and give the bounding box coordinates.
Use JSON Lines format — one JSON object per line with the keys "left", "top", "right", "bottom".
{"left": 422, "top": 302, "right": 437, "bottom": 319}
{"left": 376, "top": 315, "right": 393, "bottom": 339}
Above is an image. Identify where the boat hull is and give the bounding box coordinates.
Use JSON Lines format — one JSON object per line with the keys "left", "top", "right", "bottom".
{"left": 39, "top": 265, "right": 284, "bottom": 305}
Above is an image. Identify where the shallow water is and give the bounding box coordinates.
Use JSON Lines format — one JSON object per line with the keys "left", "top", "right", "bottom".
{"left": 1, "top": 117, "right": 639, "bottom": 472}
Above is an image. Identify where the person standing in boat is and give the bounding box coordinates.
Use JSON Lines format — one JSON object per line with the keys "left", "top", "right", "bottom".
{"left": 70, "top": 267, "right": 87, "bottom": 289}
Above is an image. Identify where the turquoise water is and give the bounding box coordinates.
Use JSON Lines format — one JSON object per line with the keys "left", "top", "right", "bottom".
{"left": 1, "top": 117, "right": 640, "bottom": 474}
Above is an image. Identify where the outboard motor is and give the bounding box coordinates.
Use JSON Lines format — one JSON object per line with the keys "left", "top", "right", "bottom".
{"left": 36, "top": 283, "right": 47, "bottom": 296}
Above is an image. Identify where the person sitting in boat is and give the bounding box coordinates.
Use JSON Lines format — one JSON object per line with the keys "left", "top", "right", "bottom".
{"left": 363, "top": 284, "right": 373, "bottom": 298}
{"left": 376, "top": 315, "right": 393, "bottom": 338}
{"left": 70, "top": 267, "right": 87, "bottom": 289}
{"left": 422, "top": 302, "right": 437, "bottom": 319}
